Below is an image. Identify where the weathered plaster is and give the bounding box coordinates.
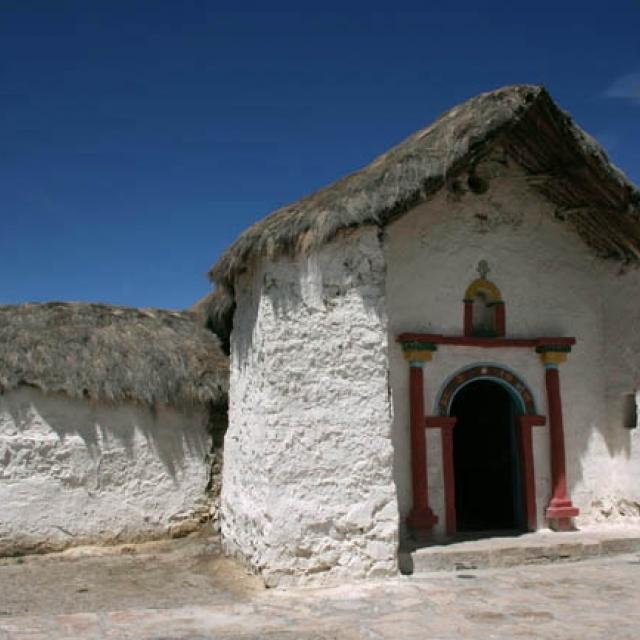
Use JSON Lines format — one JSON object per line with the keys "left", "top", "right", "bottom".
{"left": 221, "top": 227, "right": 398, "bottom": 585}
{"left": 602, "top": 266, "right": 640, "bottom": 517}
{"left": 0, "top": 387, "right": 210, "bottom": 555}
{"left": 384, "top": 159, "right": 615, "bottom": 537}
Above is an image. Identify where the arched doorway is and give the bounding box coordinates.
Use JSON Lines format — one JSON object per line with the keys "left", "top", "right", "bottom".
{"left": 450, "top": 379, "right": 525, "bottom": 533}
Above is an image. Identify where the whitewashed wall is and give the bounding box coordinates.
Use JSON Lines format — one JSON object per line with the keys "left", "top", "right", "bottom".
{"left": 384, "top": 157, "right": 616, "bottom": 536}
{"left": 0, "top": 387, "right": 210, "bottom": 555}
{"left": 222, "top": 227, "right": 398, "bottom": 585}
{"left": 603, "top": 266, "right": 640, "bottom": 518}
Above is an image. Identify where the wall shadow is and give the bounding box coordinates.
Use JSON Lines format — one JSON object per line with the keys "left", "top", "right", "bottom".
{"left": 0, "top": 386, "right": 210, "bottom": 483}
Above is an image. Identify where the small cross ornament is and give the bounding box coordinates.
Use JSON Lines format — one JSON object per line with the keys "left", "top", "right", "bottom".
{"left": 477, "top": 260, "right": 490, "bottom": 280}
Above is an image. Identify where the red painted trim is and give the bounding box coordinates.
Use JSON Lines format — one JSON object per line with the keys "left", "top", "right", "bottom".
{"left": 544, "top": 367, "right": 580, "bottom": 527}
{"left": 425, "top": 416, "right": 457, "bottom": 536}
{"left": 407, "top": 365, "right": 438, "bottom": 531}
{"left": 442, "top": 426, "right": 456, "bottom": 536}
{"left": 425, "top": 416, "right": 457, "bottom": 429}
{"left": 517, "top": 415, "right": 546, "bottom": 531}
{"left": 521, "top": 415, "right": 546, "bottom": 428}
{"left": 397, "top": 333, "right": 576, "bottom": 349}
{"left": 438, "top": 365, "right": 536, "bottom": 415}
{"left": 495, "top": 302, "right": 506, "bottom": 337}
{"left": 463, "top": 301, "right": 473, "bottom": 337}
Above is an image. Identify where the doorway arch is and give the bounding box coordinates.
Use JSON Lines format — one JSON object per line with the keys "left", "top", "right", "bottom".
{"left": 435, "top": 365, "right": 540, "bottom": 535}
{"left": 437, "top": 364, "right": 536, "bottom": 417}
{"left": 451, "top": 379, "right": 524, "bottom": 532}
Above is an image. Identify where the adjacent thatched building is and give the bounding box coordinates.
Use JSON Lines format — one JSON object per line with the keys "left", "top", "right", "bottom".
{"left": 208, "top": 85, "right": 640, "bottom": 585}
{"left": 0, "top": 302, "right": 228, "bottom": 555}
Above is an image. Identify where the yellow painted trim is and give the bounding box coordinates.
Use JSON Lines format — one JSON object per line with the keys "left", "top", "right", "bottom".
{"left": 404, "top": 350, "right": 434, "bottom": 362}
{"left": 464, "top": 278, "right": 502, "bottom": 302}
{"left": 539, "top": 352, "right": 568, "bottom": 366}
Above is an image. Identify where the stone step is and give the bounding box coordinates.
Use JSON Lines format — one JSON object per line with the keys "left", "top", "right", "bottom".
{"left": 404, "top": 527, "right": 640, "bottom": 574}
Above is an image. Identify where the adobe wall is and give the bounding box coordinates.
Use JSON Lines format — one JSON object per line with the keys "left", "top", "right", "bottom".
{"left": 384, "top": 157, "right": 616, "bottom": 538}
{"left": 603, "top": 266, "right": 640, "bottom": 518}
{"left": 221, "top": 227, "right": 398, "bottom": 586}
{"left": 0, "top": 387, "right": 211, "bottom": 555}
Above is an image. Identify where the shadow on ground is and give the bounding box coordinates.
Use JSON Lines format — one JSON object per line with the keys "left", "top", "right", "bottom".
{"left": 0, "top": 530, "right": 262, "bottom": 617}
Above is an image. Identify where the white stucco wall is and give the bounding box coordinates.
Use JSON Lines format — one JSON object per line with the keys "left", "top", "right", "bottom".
{"left": 384, "top": 159, "right": 616, "bottom": 536}
{"left": 0, "top": 387, "right": 210, "bottom": 555}
{"left": 222, "top": 227, "right": 398, "bottom": 585}
{"left": 603, "top": 266, "right": 640, "bottom": 517}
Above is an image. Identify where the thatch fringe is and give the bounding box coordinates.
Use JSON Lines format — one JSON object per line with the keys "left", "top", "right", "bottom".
{"left": 205, "top": 84, "right": 640, "bottom": 335}
{"left": 189, "top": 288, "right": 235, "bottom": 354}
{"left": 0, "top": 302, "right": 228, "bottom": 408}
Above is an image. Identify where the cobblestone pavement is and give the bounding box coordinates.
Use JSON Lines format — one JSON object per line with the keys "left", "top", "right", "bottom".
{"left": 1, "top": 538, "right": 640, "bottom": 639}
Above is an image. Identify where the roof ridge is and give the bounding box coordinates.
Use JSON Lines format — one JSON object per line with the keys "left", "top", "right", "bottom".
{"left": 203, "top": 84, "right": 640, "bottom": 341}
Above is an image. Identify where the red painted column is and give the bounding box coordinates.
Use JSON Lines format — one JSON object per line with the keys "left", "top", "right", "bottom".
{"left": 405, "top": 347, "right": 438, "bottom": 532}
{"left": 426, "top": 417, "right": 457, "bottom": 535}
{"left": 539, "top": 350, "right": 579, "bottom": 530}
{"left": 495, "top": 302, "right": 506, "bottom": 337}
{"left": 517, "top": 415, "right": 546, "bottom": 532}
{"left": 441, "top": 425, "right": 455, "bottom": 536}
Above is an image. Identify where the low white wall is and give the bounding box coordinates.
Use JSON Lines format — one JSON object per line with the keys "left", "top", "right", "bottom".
{"left": 0, "top": 387, "right": 210, "bottom": 555}
{"left": 222, "top": 227, "right": 398, "bottom": 585}
{"left": 384, "top": 156, "right": 615, "bottom": 536}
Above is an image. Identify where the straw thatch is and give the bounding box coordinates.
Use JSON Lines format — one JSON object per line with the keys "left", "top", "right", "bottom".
{"left": 0, "top": 302, "right": 228, "bottom": 408}
{"left": 189, "top": 288, "right": 234, "bottom": 353}
{"left": 206, "top": 84, "right": 640, "bottom": 332}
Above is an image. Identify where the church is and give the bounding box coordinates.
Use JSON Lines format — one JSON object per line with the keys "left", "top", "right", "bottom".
{"left": 1, "top": 85, "right": 639, "bottom": 586}
{"left": 207, "top": 84, "right": 640, "bottom": 585}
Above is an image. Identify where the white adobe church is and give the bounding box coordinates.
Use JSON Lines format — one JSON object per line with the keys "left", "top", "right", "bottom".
{"left": 1, "top": 85, "right": 640, "bottom": 586}
{"left": 207, "top": 85, "right": 640, "bottom": 584}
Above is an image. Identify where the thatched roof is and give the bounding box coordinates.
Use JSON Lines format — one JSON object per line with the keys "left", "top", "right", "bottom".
{"left": 0, "top": 302, "right": 228, "bottom": 408}
{"left": 206, "top": 84, "right": 640, "bottom": 333}
{"left": 189, "top": 289, "right": 234, "bottom": 353}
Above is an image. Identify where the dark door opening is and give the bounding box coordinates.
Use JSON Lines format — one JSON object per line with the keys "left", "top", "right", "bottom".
{"left": 451, "top": 379, "right": 524, "bottom": 533}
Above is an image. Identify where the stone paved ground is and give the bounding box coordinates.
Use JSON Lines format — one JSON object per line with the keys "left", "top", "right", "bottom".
{"left": 1, "top": 532, "right": 640, "bottom": 639}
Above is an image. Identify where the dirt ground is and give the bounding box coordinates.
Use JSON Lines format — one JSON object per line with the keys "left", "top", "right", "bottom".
{"left": 2, "top": 531, "right": 640, "bottom": 639}
{"left": 0, "top": 530, "right": 262, "bottom": 617}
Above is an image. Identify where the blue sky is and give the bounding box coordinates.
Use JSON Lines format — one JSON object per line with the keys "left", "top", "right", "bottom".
{"left": 1, "top": 1, "right": 639, "bottom": 309}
